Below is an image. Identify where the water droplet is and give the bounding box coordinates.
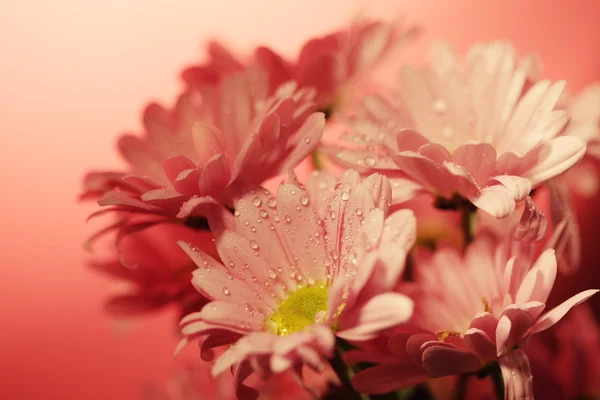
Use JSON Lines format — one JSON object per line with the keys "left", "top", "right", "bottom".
{"left": 259, "top": 210, "right": 268, "bottom": 218}
{"left": 249, "top": 240, "right": 259, "bottom": 250}
{"left": 355, "top": 209, "right": 363, "bottom": 216}
{"left": 222, "top": 287, "right": 230, "bottom": 296}
{"left": 364, "top": 157, "right": 376, "bottom": 167}
{"left": 318, "top": 181, "right": 328, "bottom": 190}
{"left": 341, "top": 191, "right": 349, "bottom": 201}
{"left": 284, "top": 215, "right": 292, "bottom": 223}
{"left": 304, "top": 137, "right": 311, "bottom": 144}
{"left": 268, "top": 269, "right": 277, "bottom": 279}
{"left": 267, "top": 198, "right": 277, "bottom": 208}
{"left": 252, "top": 197, "right": 262, "bottom": 207}
{"left": 433, "top": 98, "right": 447, "bottom": 113}
{"left": 330, "top": 210, "right": 337, "bottom": 220}
{"left": 234, "top": 210, "right": 241, "bottom": 217}
{"left": 300, "top": 195, "right": 309, "bottom": 206}
{"left": 228, "top": 261, "right": 235, "bottom": 268}
{"left": 442, "top": 126, "right": 454, "bottom": 138}
{"left": 290, "top": 189, "right": 297, "bottom": 195}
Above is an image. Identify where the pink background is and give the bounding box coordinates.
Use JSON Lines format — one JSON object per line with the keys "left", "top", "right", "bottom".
{"left": 1, "top": 1, "right": 599, "bottom": 399}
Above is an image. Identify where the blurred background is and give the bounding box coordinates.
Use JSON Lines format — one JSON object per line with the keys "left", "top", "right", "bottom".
{"left": 1, "top": 1, "right": 599, "bottom": 399}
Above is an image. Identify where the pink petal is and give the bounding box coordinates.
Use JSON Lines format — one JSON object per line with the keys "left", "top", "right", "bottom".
{"left": 275, "top": 183, "right": 327, "bottom": 282}
{"left": 470, "top": 184, "right": 516, "bottom": 218}
{"left": 452, "top": 142, "right": 497, "bottom": 185}
{"left": 393, "top": 151, "right": 454, "bottom": 197}
{"left": 198, "top": 154, "right": 231, "bottom": 196}
{"left": 419, "top": 143, "right": 453, "bottom": 164}
{"left": 172, "top": 167, "right": 203, "bottom": 195}
{"left": 352, "top": 363, "right": 429, "bottom": 394}
{"left": 337, "top": 293, "right": 413, "bottom": 341}
{"left": 525, "top": 136, "right": 587, "bottom": 186}
{"left": 396, "top": 129, "right": 431, "bottom": 151}
{"left": 421, "top": 345, "right": 481, "bottom": 378}
{"left": 530, "top": 289, "right": 599, "bottom": 335}
{"left": 163, "top": 156, "right": 196, "bottom": 183}
{"left": 298, "top": 53, "right": 346, "bottom": 104}
{"left": 469, "top": 312, "right": 499, "bottom": 342}
{"left": 463, "top": 328, "right": 496, "bottom": 362}
{"left": 515, "top": 249, "right": 557, "bottom": 304}
{"left": 496, "top": 307, "right": 534, "bottom": 356}
{"left": 191, "top": 122, "right": 227, "bottom": 166}
{"left": 492, "top": 175, "right": 532, "bottom": 202}
{"left": 404, "top": 333, "right": 437, "bottom": 364}
{"left": 274, "top": 113, "right": 325, "bottom": 174}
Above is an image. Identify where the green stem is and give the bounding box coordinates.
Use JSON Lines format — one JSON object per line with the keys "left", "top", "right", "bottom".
{"left": 329, "top": 347, "right": 369, "bottom": 400}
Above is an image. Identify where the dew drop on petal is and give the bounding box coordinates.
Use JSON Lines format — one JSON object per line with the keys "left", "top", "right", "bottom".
{"left": 442, "top": 126, "right": 454, "bottom": 138}
{"left": 268, "top": 269, "right": 277, "bottom": 279}
{"left": 330, "top": 210, "right": 337, "bottom": 220}
{"left": 433, "top": 98, "right": 447, "bottom": 113}
{"left": 267, "top": 198, "right": 277, "bottom": 208}
{"left": 259, "top": 210, "right": 268, "bottom": 218}
{"left": 234, "top": 210, "right": 241, "bottom": 217}
{"left": 300, "top": 195, "right": 309, "bottom": 206}
{"left": 284, "top": 215, "right": 292, "bottom": 223}
{"left": 249, "top": 240, "right": 259, "bottom": 250}
{"left": 222, "top": 287, "right": 230, "bottom": 296}
{"left": 304, "top": 137, "right": 311, "bottom": 144}
{"left": 364, "top": 157, "right": 376, "bottom": 167}
{"left": 252, "top": 197, "right": 262, "bottom": 207}
{"left": 341, "top": 191, "right": 349, "bottom": 201}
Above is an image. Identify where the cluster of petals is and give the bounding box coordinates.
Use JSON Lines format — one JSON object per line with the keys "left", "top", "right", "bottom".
{"left": 90, "top": 224, "right": 216, "bottom": 319}
{"left": 83, "top": 78, "right": 325, "bottom": 224}
{"left": 323, "top": 41, "right": 587, "bottom": 218}
{"left": 176, "top": 171, "right": 416, "bottom": 398}
{"left": 182, "top": 18, "right": 418, "bottom": 111}
{"left": 350, "top": 234, "right": 597, "bottom": 397}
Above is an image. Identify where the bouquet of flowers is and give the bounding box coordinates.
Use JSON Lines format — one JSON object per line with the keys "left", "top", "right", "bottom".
{"left": 82, "top": 14, "right": 600, "bottom": 400}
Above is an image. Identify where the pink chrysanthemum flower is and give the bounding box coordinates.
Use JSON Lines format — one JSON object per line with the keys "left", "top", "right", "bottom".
{"left": 350, "top": 234, "right": 597, "bottom": 398}
{"left": 182, "top": 18, "right": 417, "bottom": 113}
{"left": 83, "top": 74, "right": 324, "bottom": 225}
{"left": 177, "top": 171, "right": 416, "bottom": 399}
{"left": 323, "top": 41, "right": 586, "bottom": 217}
{"left": 90, "top": 224, "right": 216, "bottom": 320}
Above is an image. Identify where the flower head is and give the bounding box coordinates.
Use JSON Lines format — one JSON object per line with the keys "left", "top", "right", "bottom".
{"left": 323, "top": 41, "right": 586, "bottom": 217}
{"left": 350, "top": 233, "right": 597, "bottom": 396}
{"left": 83, "top": 73, "right": 324, "bottom": 224}
{"left": 182, "top": 18, "right": 417, "bottom": 113}
{"left": 177, "top": 171, "right": 416, "bottom": 398}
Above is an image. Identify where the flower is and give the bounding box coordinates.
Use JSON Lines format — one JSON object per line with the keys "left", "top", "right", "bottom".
{"left": 350, "top": 234, "right": 597, "bottom": 397}
{"left": 176, "top": 171, "right": 416, "bottom": 399}
{"left": 182, "top": 18, "right": 417, "bottom": 113}
{"left": 82, "top": 73, "right": 324, "bottom": 225}
{"left": 323, "top": 41, "right": 586, "bottom": 217}
{"left": 90, "top": 223, "right": 216, "bottom": 320}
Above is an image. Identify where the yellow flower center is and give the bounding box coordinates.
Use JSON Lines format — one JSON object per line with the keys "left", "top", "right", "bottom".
{"left": 265, "top": 284, "right": 329, "bottom": 336}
